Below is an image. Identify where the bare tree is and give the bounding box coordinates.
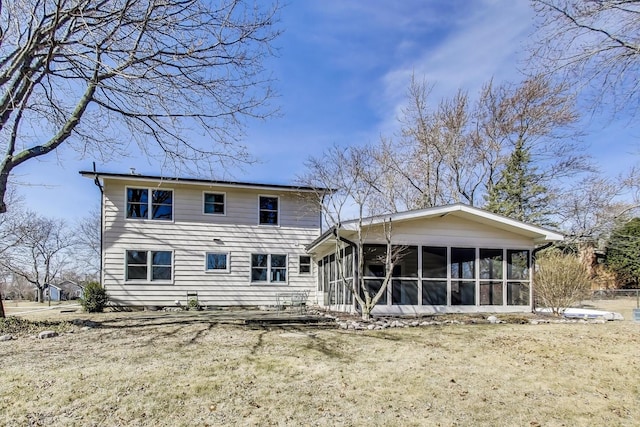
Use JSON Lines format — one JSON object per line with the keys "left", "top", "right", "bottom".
{"left": 531, "top": 0, "right": 640, "bottom": 115}
{"left": 0, "top": 186, "right": 24, "bottom": 316}
{"left": 300, "top": 145, "right": 405, "bottom": 320}
{"left": 1, "top": 213, "right": 75, "bottom": 303}
{"left": 0, "top": 0, "right": 281, "bottom": 213}
{"left": 556, "top": 173, "right": 639, "bottom": 243}
{"left": 72, "top": 206, "right": 101, "bottom": 278}
{"left": 378, "top": 74, "right": 588, "bottom": 224}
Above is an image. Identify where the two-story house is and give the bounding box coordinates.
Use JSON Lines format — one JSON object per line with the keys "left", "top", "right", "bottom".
{"left": 81, "top": 171, "right": 326, "bottom": 308}
{"left": 82, "top": 171, "right": 563, "bottom": 314}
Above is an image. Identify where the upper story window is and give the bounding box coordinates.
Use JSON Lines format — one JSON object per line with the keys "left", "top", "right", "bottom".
{"left": 259, "top": 196, "right": 279, "bottom": 225}
{"left": 126, "top": 188, "right": 173, "bottom": 221}
{"left": 204, "top": 192, "right": 225, "bottom": 215}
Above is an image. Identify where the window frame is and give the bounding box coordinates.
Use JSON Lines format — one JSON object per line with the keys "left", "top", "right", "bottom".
{"left": 124, "top": 250, "right": 173, "bottom": 283}
{"left": 125, "top": 186, "right": 174, "bottom": 221}
{"left": 203, "top": 191, "right": 226, "bottom": 216}
{"left": 299, "top": 255, "right": 312, "bottom": 275}
{"left": 250, "top": 253, "right": 288, "bottom": 284}
{"left": 258, "top": 195, "right": 280, "bottom": 226}
{"left": 204, "top": 252, "right": 230, "bottom": 273}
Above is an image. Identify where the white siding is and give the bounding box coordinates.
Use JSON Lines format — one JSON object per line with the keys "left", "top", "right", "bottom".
{"left": 102, "top": 179, "right": 321, "bottom": 307}
{"left": 357, "top": 215, "right": 534, "bottom": 249}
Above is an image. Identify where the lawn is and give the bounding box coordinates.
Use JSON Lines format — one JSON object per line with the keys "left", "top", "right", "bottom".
{"left": 1, "top": 300, "right": 639, "bottom": 426}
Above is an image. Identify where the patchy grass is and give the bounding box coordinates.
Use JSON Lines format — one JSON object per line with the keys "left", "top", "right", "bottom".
{"left": 1, "top": 303, "right": 639, "bottom": 426}
{"left": 0, "top": 317, "right": 74, "bottom": 336}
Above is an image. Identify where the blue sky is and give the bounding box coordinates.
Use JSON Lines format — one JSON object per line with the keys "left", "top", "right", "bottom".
{"left": 11, "top": 0, "right": 640, "bottom": 221}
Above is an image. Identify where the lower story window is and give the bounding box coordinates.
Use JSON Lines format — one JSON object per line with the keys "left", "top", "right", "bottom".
{"left": 206, "top": 252, "right": 229, "bottom": 272}
{"left": 507, "top": 282, "right": 530, "bottom": 305}
{"left": 299, "top": 255, "right": 312, "bottom": 274}
{"left": 126, "top": 250, "right": 172, "bottom": 282}
{"left": 251, "top": 253, "right": 287, "bottom": 283}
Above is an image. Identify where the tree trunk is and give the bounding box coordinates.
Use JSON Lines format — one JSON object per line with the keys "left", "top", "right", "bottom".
{"left": 0, "top": 295, "right": 5, "bottom": 318}
{"left": 361, "top": 305, "right": 371, "bottom": 321}
{"left": 37, "top": 287, "right": 44, "bottom": 303}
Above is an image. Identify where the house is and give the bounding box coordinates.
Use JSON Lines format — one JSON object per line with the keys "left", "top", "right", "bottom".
{"left": 80, "top": 171, "right": 327, "bottom": 308}
{"left": 57, "top": 280, "right": 85, "bottom": 300}
{"left": 81, "top": 171, "right": 563, "bottom": 314}
{"left": 43, "top": 284, "right": 63, "bottom": 301}
{"left": 305, "top": 205, "right": 563, "bottom": 315}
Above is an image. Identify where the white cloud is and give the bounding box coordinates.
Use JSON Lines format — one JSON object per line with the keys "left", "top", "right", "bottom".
{"left": 376, "top": 0, "right": 534, "bottom": 133}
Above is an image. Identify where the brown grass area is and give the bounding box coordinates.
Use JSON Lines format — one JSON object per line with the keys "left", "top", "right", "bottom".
{"left": 1, "top": 301, "right": 639, "bottom": 426}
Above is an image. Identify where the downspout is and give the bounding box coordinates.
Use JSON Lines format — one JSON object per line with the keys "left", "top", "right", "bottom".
{"left": 531, "top": 242, "right": 554, "bottom": 313}
{"left": 91, "top": 162, "right": 104, "bottom": 287}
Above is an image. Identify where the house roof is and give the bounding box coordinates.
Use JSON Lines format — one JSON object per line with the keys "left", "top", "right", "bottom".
{"left": 306, "top": 203, "right": 564, "bottom": 252}
{"left": 79, "top": 171, "right": 333, "bottom": 194}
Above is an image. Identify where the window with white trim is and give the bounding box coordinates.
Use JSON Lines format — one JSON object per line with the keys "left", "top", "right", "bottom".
{"left": 206, "top": 252, "right": 229, "bottom": 272}
{"left": 251, "top": 253, "right": 287, "bottom": 283}
{"left": 204, "top": 192, "right": 225, "bottom": 215}
{"left": 126, "top": 188, "right": 173, "bottom": 220}
{"left": 259, "top": 196, "right": 279, "bottom": 225}
{"left": 125, "top": 250, "right": 172, "bottom": 282}
{"left": 299, "top": 255, "right": 312, "bottom": 274}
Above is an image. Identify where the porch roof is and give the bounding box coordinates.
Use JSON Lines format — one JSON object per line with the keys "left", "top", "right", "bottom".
{"left": 306, "top": 203, "right": 563, "bottom": 254}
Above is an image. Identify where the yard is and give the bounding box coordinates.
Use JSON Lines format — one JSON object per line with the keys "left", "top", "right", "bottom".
{"left": 1, "top": 300, "right": 639, "bottom": 426}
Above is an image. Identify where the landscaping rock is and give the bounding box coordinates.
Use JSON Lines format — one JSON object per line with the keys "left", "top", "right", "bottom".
{"left": 0, "top": 334, "right": 13, "bottom": 342}
{"left": 38, "top": 331, "right": 58, "bottom": 339}
{"left": 487, "top": 315, "right": 499, "bottom": 324}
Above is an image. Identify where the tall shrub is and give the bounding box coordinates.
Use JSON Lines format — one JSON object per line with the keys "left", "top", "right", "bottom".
{"left": 81, "top": 282, "right": 109, "bottom": 313}
{"left": 535, "top": 250, "right": 591, "bottom": 315}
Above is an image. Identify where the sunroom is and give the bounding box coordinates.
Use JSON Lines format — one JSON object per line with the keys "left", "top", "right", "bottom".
{"left": 306, "top": 204, "right": 563, "bottom": 315}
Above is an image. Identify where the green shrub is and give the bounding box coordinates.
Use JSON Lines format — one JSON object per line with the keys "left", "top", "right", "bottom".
{"left": 187, "top": 298, "right": 201, "bottom": 311}
{"left": 81, "top": 282, "right": 109, "bottom": 313}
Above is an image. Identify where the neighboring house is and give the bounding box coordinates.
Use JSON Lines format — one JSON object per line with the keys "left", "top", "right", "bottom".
{"left": 305, "top": 205, "right": 563, "bottom": 315}
{"left": 57, "top": 280, "right": 85, "bottom": 300}
{"left": 43, "top": 284, "right": 63, "bottom": 302}
{"left": 81, "top": 171, "right": 326, "bottom": 308}
{"left": 82, "top": 171, "right": 563, "bottom": 314}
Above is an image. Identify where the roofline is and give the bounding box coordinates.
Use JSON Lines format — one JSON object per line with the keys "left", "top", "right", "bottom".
{"left": 79, "top": 171, "right": 332, "bottom": 193}
{"left": 340, "top": 203, "right": 563, "bottom": 240}
{"left": 306, "top": 203, "right": 564, "bottom": 252}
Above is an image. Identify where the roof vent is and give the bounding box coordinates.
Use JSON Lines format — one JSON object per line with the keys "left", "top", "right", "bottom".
{"left": 130, "top": 168, "right": 136, "bottom": 175}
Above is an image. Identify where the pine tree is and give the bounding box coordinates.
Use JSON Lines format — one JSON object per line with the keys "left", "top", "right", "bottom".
{"left": 485, "top": 139, "right": 553, "bottom": 225}
{"left": 606, "top": 218, "right": 640, "bottom": 288}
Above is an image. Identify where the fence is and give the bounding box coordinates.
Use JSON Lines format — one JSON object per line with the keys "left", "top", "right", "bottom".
{"left": 591, "top": 288, "right": 640, "bottom": 311}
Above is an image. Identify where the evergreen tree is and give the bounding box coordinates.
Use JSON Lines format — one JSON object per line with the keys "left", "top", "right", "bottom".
{"left": 485, "top": 139, "right": 553, "bottom": 225}
{"left": 606, "top": 218, "right": 640, "bottom": 288}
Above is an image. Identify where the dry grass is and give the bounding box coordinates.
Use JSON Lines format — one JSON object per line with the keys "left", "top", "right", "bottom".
{"left": 1, "top": 300, "right": 639, "bottom": 426}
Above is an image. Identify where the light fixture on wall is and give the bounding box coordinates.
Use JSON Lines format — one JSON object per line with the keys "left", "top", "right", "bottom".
{"left": 213, "top": 238, "right": 223, "bottom": 244}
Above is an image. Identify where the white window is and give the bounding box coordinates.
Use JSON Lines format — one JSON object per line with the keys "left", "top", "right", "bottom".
{"left": 125, "top": 250, "right": 172, "bottom": 282}
{"left": 205, "top": 252, "right": 229, "bottom": 273}
{"left": 299, "top": 255, "right": 312, "bottom": 274}
{"left": 126, "top": 187, "right": 173, "bottom": 220}
{"left": 204, "top": 192, "right": 225, "bottom": 215}
{"left": 251, "top": 254, "right": 287, "bottom": 283}
{"left": 259, "top": 196, "right": 279, "bottom": 225}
